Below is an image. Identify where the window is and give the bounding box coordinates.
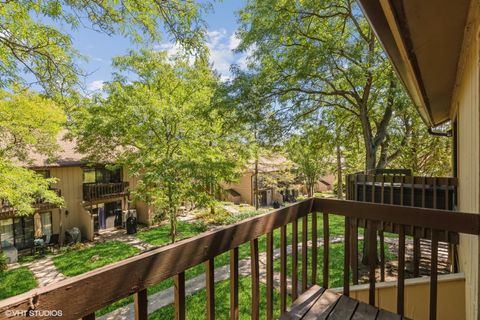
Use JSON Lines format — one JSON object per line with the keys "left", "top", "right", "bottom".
{"left": 83, "top": 167, "right": 122, "bottom": 184}
{"left": 0, "top": 219, "right": 14, "bottom": 248}
{"left": 40, "top": 212, "right": 52, "bottom": 241}
{"left": 83, "top": 168, "right": 96, "bottom": 183}
{"left": 13, "top": 216, "right": 34, "bottom": 250}
{"left": 36, "top": 170, "right": 51, "bottom": 179}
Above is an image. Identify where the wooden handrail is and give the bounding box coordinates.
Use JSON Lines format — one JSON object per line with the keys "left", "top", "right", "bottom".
{"left": 1, "top": 197, "right": 478, "bottom": 319}
{"left": 82, "top": 181, "right": 129, "bottom": 201}
{"left": 313, "top": 198, "right": 480, "bottom": 235}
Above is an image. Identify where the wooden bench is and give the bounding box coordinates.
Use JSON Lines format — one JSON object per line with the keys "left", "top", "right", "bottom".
{"left": 282, "top": 285, "right": 403, "bottom": 320}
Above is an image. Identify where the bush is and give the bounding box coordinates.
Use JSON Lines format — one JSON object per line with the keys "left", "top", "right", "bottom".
{"left": 195, "top": 203, "right": 232, "bottom": 225}
{"left": 0, "top": 251, "right": 7, "bottom": 272}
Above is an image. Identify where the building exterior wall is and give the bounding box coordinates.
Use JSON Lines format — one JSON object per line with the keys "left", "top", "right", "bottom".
{"left": 338, "top": 273, "right": 465, "bottom": 320}
{"left": 49, "top": 166, "right": 94, "bottom": 241}
{"left": 123, "top": 168, "right": 154, "bottom": 225}
{"left": 223, "top": 174, "right": 253, "bottom": 205}
{"left": 453, "top": 5, "right": 480, "bottom": 318}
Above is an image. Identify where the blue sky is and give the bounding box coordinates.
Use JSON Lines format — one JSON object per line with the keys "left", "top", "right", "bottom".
{"left": 70, "top": 1, "right": 246, "bottom": 92}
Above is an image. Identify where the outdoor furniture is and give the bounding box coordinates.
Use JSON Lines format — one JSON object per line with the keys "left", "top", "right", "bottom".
{"left": 46, "top": 234, "right": 60, "bottom": 252}
{"left": 283, "top": 285, "right": 402, "bottom": 320}
{"left": 31, "top": 237, "right": 46, "bottom": 256}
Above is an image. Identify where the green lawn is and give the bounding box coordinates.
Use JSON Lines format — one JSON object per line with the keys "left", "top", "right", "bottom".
{"left": 53, "top": 241, "right": 140, "bottom": 277}
{"left": 0, "top": 267, "right": 37, "bottom": 299}
{"left": 137, "top": 221, "right": 208, "bottom": 246}
{"left": 98, "top": 215, "right": 346, "bottom": 316}
{"left": 98, "top": 214, "right": 395, "bottom": 317}
{"left": 149, "top": 276, "right": 292, "bottom": 320}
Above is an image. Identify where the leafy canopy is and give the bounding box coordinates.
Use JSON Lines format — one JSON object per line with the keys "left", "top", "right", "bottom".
{"left": 0, "top": 89, "right": 65, "bottom": 214}
{"left": 0, "top": 0, "right": 206, "bottom": 94}
{"left": 73, "top": 49, "right": 246, "bottom": 241}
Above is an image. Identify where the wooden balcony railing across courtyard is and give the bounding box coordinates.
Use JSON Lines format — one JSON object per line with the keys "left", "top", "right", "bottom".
{"left": 82, "top": 181, "right": 129, "bottom": 202}
{"left": 0, "top": 189, "right": 62, "bottom": 217}
{"left": 1, "top": 198, "right": 478, "bottom": 320}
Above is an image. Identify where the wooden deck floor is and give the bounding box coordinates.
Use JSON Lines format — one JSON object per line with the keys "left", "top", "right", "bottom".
{"left": 283, "top": 285, "right": 403, "bottom": 320}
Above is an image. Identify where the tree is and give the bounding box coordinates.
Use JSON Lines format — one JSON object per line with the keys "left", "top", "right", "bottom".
{"left": 222, "top": 69, "right": 281, "bottom": 209}
{"left": 286, "top": 125, "right": 333, "bottom": 197}
{"left": 0, "top": 0, "right": 206, "bottom": 95}
{"left": 237, "top": 0, "right": 413, "bottom": 172}
{"left": 72, "top": 50, "right": 243, "bottom": 242}
{"left": 0, "top": 89, "right": 65, "bottom": 214}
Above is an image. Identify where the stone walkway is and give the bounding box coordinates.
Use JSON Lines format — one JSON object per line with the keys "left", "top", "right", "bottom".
{"left": 28, "top": 257, "right": 66, "bottom": 287}
{"left": 100, "top": 237, "right": 347, "bottom": 320}
{"left": 95, "top": 229, "right": 155, "bottom": 251}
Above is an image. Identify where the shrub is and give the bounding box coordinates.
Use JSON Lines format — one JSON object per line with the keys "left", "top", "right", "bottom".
{"left": 0, "top": 251, "right": 7, "bottom": 272}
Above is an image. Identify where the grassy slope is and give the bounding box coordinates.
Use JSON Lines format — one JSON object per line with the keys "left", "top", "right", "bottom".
{"left": 0, "top": 267, "right": 37, "bottom": 299}
{"left": 148, "top": 276, "right": 292, "bottom": 320}
{"left": 52, "top": 241, "right": 140, "bottom": 277}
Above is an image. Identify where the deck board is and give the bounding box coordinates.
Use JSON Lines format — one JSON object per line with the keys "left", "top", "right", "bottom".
{"left": 285, "top": 287, "right": 403, "bottom": 320}
{"left": 281, "top": 285, "right": 325, "bottom": 319}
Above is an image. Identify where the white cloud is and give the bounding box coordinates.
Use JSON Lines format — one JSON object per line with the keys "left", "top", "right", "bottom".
{"left": 88, "top": 80, "right": 104, "bottom": 91}
{"left": 155, "top": 29, "right": 251, "bottom": 81}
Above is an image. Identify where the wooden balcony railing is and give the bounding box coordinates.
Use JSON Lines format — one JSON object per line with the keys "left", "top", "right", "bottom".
{"left": 346, "top": 173, "right": 459, "bottom": 276}
{"left": 0, "top": 198, "right": 478, "bottom": 319}
{"left": 82, "top": 182, "right": 129, "bottom": 202}
{"left": 346, "top": 173, "right": 457, "bottom": 210}
{"left": 0, "top": 189, "right": 61, "bottom": 217}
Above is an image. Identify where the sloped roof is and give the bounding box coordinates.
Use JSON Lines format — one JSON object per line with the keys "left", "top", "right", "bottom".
{"left": 27, "top": 132, "right": 87, "bottom": 168}
{"left": 247, "top": 156, "right": 293, "bottom": 173}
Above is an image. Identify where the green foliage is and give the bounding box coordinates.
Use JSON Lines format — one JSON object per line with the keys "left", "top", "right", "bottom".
{"left": 0, "top": 0, "right": 206, "bottom": 94}
{"left": 0, "top": 251, "right": 7, "bottom": 272}
{"left": 0, "top": 267, "right": 37, "bottom": 299}
{"left": 236, "top": 0, "right": 450, "bottom": 174}
{"left": 137, "top": 221, "right": 207, "bottom": 247}
{"left": 286, "top": 124, "right": 334, "bottom": 196}
{"left": 149, "top": 276, "right": 288, "bottom": 319}
{"left": 52, "top": 241, "right": 139, "bottom": 277}
{"left": 0, "top": 89, "right": 65, "bottom": 215}
{"left": 72, "top": 50, "right": 246, "bottom": 242}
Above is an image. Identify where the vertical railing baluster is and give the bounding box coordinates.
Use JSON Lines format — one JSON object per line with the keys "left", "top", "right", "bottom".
{"left": 368, "top": 220, "right": 377, "bottom": 306}
{"left": 292, "top": 219, "right": 298, "bottom": 300}
{"left": 312, "top": 212, "right": 318, "bottom": 285}
{"left": 250, "top": 239, "right": 260, "bottom": 320}
{"left": 344, "top": 216, "right": 351, "bottom": 296}
{"left": 430, "top": 230, "right": 439, "bottom": 320}
{"left": 379, "top": 230, "right": 385, "bottom": 282}
{"left": 323, "top": 213, "right": 329, "bottom": 288}
{"left": 422, "top": 177, "right": 426, "bottom": 208}
{"left": 206, "top": 258, "right": 215, "bottom": 320}
{"left": 230, "top": 248, "right": 239, "bottom": 320}
{"left": 280, "top": 225, "right": 287, "bottom": 314}
{"left": 413, "top": 234, "right": 421, "bottom": 278}
{"left": 266, "top": 233, "right": 274, "bottom": 320}
{"left": 302, "top": 215, "right": 308, "bottom": 292}
{"left": 351, "top": 218, "right": 359, "bottom": 285}
{"left": 397, "top": 225, "right": 405, "bottom": 316}
{"left": 362, "top": 174, "right": 367, "bottom": 202}
{"left": 174, "top": 272, "right": 186, "bottom": 320}
{"left": 134, "top": 289, "right": 148, "bottom": 320}
{"left": 433, "top": 177, "right": 437, "bottom": 209}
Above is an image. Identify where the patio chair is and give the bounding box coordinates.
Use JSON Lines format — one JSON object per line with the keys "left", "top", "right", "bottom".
{"left": 46, "top": 234, "right": 60, "bottom": 252}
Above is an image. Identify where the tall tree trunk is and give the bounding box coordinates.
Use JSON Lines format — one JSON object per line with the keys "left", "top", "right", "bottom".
{"left": 336, "top": 143, "right": 343, "bottom": 199}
